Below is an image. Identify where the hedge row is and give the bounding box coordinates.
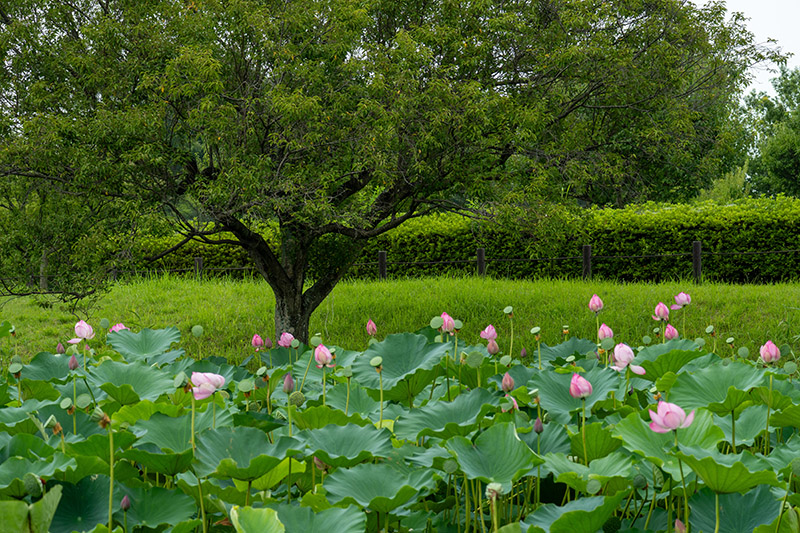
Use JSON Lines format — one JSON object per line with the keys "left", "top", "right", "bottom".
{"left": 131, "top": 197, "right": 800, "bottom": 283}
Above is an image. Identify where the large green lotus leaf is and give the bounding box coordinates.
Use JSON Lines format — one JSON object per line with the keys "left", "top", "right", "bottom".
{"left": 539, "top": 338, "right": 599, "bottom": 365}
{"left": 50, "top": 476, "right": 109, "bottom": 533}
{"left": 235, "top": 457, "right": 305, "bottom": 491}
{"left": 768, "top": 404, "right": 800, "bottom": 428}
{"left": 750, "top": 379, "right": 800, "bottom": 411}
{"left": 273, "top": 504, "right": 365, "bottom": 533}
{"left": 67, "top": 431, "right": 138, "bottom": 465}
{"left": 22, "top": 352, "right": 72, "bottom": 383}
{"left": 523, "top": 491, "right": 627, "bottom": 533}
{"left": 325, "top": 382, "right": 380, "bottom": 417}
{"left": 446, "top": 422, "right": 543, "bottom": 493}
{"left": 406, "top": 446, "right": 453, "bottom": 469}
{"left": 676, "top": 445, "right": 781, "bottom": 494}
{"left": 567, "top": 422, "right": 622, "bottom": 464}
{"left": 112, "top": 400, "right": 183, "bottom": 427}
{"left": 298, "top": 423, "right": 393, "bottom": 468}
{"left": 690, "top": 485, "right": 780, "bottom": 533}
{"left": 542, "top": 452, "right": 632, "bottom": 493}
{"left": 232, "top": 411, "right": 285, "bottom": 433}
{"left": 0, "top": 484, "right": 62, "bottom": 533}
{"left": 613, "top": 409, "right": 723, "bottom": 479}
{"left": 194, "top": 427, "right": 301, "bottom": 481}
{"left": 394, "top": 388, "right": 499, "bottom": 440}
{"left": 714, "top": 404, "right": 769, "bottom": 446}
{"left": 231, "top": 506, "right": 285, "bottom": 533}
{"left": 518, "top": 422, "right": 570, "bottom": 456}
{"left": 636, "top": 346, "right": 706, "bottom": 383}
{"left": 120, "top": 447, "right": 193, "bottom": 477}
{"left": 113, "top": 484, "right": 196, "bottom": 529}
{"left": 324, "top": 463, "right": 437, "bottom": 514}
{"left": 352, "top": 333, "right": 449, "bottom": 393}
{"left": 20, "top": 379, "right": 61, "bottom": 401}
{"left": 754, "top": 509, "right": 800, "bottom": 533}
{"left": 131, "top": 405, "right": 233, "bottom": 453}
{"left": 762, "top": 437, "right": 800, "bottom": 478}
{"left": 0, "top": 455, "right": 77, "bottom": 498}
{"left": 87, "top": 360, "right": 174, "bottom": 404}
{"left": 529, "top": 366, "right": 618, "bottom": 424}
{"left": 106, "top": 327, "right": 183, "bottom": 364}
{"left": 0, "top": 399, "right": 56, "bottom": 434}
{"left": 668, "top": 361, "right": 766, "bottom": 415}
{"left": 37, "top": 403, "right": 105, "bottom": 440}
{"left": 291, "top": 405, "right": 371, "bottom": 430}
{"left": 0, "top": 432, "right": 55, "bottom": 461}
{"left": 487, "top": 364, "right": 537, "bottom": 390}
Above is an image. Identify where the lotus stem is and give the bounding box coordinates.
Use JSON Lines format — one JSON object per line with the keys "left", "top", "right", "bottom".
{"left": 676, "top": 432, "right": 690, "bottom": 528}
{"left": 321, "top": 367, "right": 327, "bottom": 407}
{"left": 378, "top": 369, "right": 384, "bottom": 429}
{"left": 345, "top": 376, "right": 351, "bottom": 416}
{"left": 537, "top": 339, "right": 542, "bottom": 371}
{"left": 288, "top": 404, "right": 293, "bottom": 437}
{"left": 715, "top": 492, "right": 720, "bottom": 533}
{"left": 581, "top": 398, "right": 589, "bottom": 465}
{"left": 72, "top": 376, "right": 77, "bottom": 434}
{"left": 246, "top": 480, "right": 252, "bottom": 507}
{"left": 108, "top": 428, "right": 114, "bottom": 532}
{"left": 191, "top": 395, "right": 196, "bottom": 451}
{"left": 731, "top": 410, "right": 736, "bottom": 452}
{"left": 776, "top": 480, "right": 791, "bottom": 533}
{"left": 508, "top": 319, "right": 514, "bottom": 363}
{"left": 212, "top": 396, "right": 216, "bottom": 429}
{"left": 300, "top": 352, "right": 314, "bottom": 390}
{"left": 197, "top": 473, "right": 207, "bottom": 533}
{"left": 766, "top": 373, "right": 773, "bottom": 455}
{"left": 464, "top": 474, "right": 471, "bottom": 532}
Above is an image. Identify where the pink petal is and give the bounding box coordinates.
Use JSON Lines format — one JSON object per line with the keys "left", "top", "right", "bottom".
{"left": 670, "top": 304, "right": 682, "bottom": 310}
{"left": 680, "top": 410, "right": 695, "bottom": 428}
{"left": 68, "top": 338, "right": 81, "bottom": 344}
{"left": 630, "top": 365, "right": 646, "bottom": 375}
{"left": 649, "top": 409, "right": 666, "bottom": 427}
{"left": 649, "top": 421, "right": 670, "bottom": 433}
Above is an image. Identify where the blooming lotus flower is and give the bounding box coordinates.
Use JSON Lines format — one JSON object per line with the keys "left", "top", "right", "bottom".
{"left": 611, "top": 343, "right": 646, "bottom": 375}
{"left": 278, "top": 332, "right": 294, "bottom": 348}
{"left": 760, "top": 340, "right": 781, "bottom": 364}
{"left": 480, "top": 325, "right": 498, "bottom": 341}
{"left": 251, "top": 334, "right": 264, "bottom": 350}
{"left": 588, "top": 294, "right": 604, "bottom": 313}
{"left": 68, "top": 354, "right": 79, "bottom": 371}
{"left": 441, "top": 312, "right": 455, "bottom": 333}
{"left": 598, "top": 323, "right": 613, "bottom": 340}
{"left": 664, "top": 324, "right": 679, "bottom": 341}
{"left": 487, "top": 338, "right": 500, "bottom": 355}
{"left": 649, "top": 401, "right": 695, "bottom": 433}
{"left": 651, "top": 302, "right": 669, "bottom": 322}
{"left": 569, "top": 373, "right": 592, "bottom": 399}
{"left": 191, "top": 372, "right": 226, "bottom": 401}
{"left": 501, "top": 372, "right": 514, "bottom": 393}
{"left": 68, "top": 320, "right": 95, "bottom": 344}
{"left": 109, "top": 323, "right": 128, "bottom": 333}
{"left": 366, "top": 319, "right": 377, "bottom": 336}
{"left": 283, "top": 373, "right": 295, "bottom": 393}
{"left": 314, "top": 344, "right": 335, "bottom": 368}
{"left": 671, "top": 292, "right": 691, "bottom": 310}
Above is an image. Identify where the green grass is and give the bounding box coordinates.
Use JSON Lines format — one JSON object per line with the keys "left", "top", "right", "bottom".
{"left": 3, "top": 275, "right": 800, "bottom": 363}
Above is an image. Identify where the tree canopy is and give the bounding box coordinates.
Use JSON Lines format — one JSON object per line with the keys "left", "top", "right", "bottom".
{"left": 0, "top": 0, "right": 776, "bottom": 339}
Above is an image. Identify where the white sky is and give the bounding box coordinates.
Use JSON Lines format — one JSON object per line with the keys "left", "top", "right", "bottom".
{"left": 693, "top": 0, "right": 800, "bottom": 96}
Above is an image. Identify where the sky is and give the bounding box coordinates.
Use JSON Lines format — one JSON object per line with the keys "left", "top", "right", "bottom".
{"left": 693, "top": 0, "right": 800, "bottom": 96}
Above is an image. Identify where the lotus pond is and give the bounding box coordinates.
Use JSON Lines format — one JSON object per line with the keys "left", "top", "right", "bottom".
{"left": 3, "top": 296, "right": 800, "bottom": 533}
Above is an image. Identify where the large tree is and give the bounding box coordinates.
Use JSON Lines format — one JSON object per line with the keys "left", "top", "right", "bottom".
{"left": 0, "top": 0, "right": 773, "bottom": 340}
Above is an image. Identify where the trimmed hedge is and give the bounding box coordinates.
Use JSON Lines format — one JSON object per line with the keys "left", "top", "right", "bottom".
{"left": 128, "top": 197, "right": 800, "bottom": 283}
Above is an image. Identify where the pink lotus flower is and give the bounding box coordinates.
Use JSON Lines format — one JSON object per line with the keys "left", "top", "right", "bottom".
{"left": 611, "top": 343, "right": 646, "bottom": 375}
{"left": 664, "top": 324, "right": 679, "bottom": 341}
{"left": 366, "top": 319, "right": 377, "bottom": 336}
{"left": 251, "top": 334, "right": 264, "bottom": 350}
{"left": 649, "top": 401, "right": 695, "bottom": 433}
{"left": 441, "top": 312, "right": 455, "bottom": 333}
{"left": 651, "top": 302, "right": 669, "bottom": 322}
{"left": 191, "top": 372, "right": 226, "bottom": 401}
{"left": 68, "top": 320, "right": 95, "bottom": 344}
{"left": 760, "top": 340, "right": 781, "bottom": 364}
{"left": 283, "top": 374, "right": 295, "bottom": 393}
{"left": 671, "top": 292, "right": 691, "bottom": 310}
{"left": 598, "top": 323, "right": 613, "bottom": 340}
{"left": 278, "top": 332, "right": 295, "bottom": 348}
{"left": 501, "top": 372, "right": 514, "bottom": 393}
{"left": 314, "top": 344, "right": 335, "bottom": 368}
{"left": 480, "top": 325, "right": 498, "bottom": 341}
{"left": 588, "top": 294, "right": 604, "bottom": 313}
{"left": 109, "top": 323, "right": 128, "bottom": 333}
{"left": 569, "top": 373, "right": 592, "bottom": 399}
{"left": 675, "top": 519, "right": 686, "bottom": 533}
{"left": 487, "top": 338, "right": 500, "bottom": 355}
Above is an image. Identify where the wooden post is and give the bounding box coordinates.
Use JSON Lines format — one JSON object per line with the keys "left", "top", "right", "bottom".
{"left": 194, "top": 256, "right": 204, "bottom": 280}
{"left": 476, "top": 247, "right": 486, "bottom": 276}
{"left": 378, "top": 250, "right": 387, "bottom": 280}
{"left": 692, "top": 240, "right": 702, "bottom": 283}
{"left": 582, "top": 245, "right": 592, "bottom": 280}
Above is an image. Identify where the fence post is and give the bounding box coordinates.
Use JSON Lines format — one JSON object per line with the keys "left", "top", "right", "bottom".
{"left": 582, "top": 245, "right": 592, "bottom": 280}
{"left": 378, "top": 250, "right": 387, "bottom": 280}
{"left": 194, "top": 256, "right": 204, "bottom": 280}
{"left": 476, "top": 248, "right": 486, "bottom": 276}
{"left": 692, "top": 240, "right": 702, "bottom": 283}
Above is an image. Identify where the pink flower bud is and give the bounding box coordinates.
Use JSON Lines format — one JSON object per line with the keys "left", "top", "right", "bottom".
{"left": 534, "top": 417, "right": 544, "bottom": 434}
{"left": 569, "top": 373, "right": 592, "bottom": 399}
{"left": 520, "top": 348, "right": 527, "bottom": 358}
{"left": 251, "top": 334, "right": 264, "bottom": 350}
{"left": 313, "top": 456, "right": 329, "bottom": 472}
{"left": 366, "top": 319, "right": 377, "bottom": 336}
{"left": 672, "top": 292, "right": 691, "bottom": 309}
{"left": 120, "top": 494, "right": 131, "bottom": 511}
{"left": 588, "top": 294, "right": 604, "bottom": 313}
{"left": 68, "top": 354, "right": 79, "bottom": 371}
{"left": 278, "top": 332, "right": 295, "bottom": 348}
{"left": 263, "top": 336, "right": 273, "bottom": 349}
{"left": 487, "top": 338, "right": 500, "bottom": 355}
{"left": 283, "top": 373, "right": 295, "bottom": 393}
{"left": 441, "top": 312, "right": 455, "bottom": 333}
{"left": 109, "top": 323, "right": 128, "bottom": 333}
{"left": 68, "top": 320, "right": 95, "bottom": 344}
{"left": 648, "top": 401, "right": 695, "bottom": 433}
{"left": 191, "top": 372, "right": 225, "bottom": 400}
{"left": 56, "top": 342, "right": 66, "bottom": 354}
{"left": 480, "top": 325, "right": 497, "bottom": 341}
{"left": 664, "top": 324, "right": 679, "bottom": 341}
{"left": 760, "top": 340, "right": 781, "bottom": 364}
{"left": 501, "top": 372, "right": 514, "bottom": 393}
{"left": 314, "top": 344, "right": 335, "bottom": 368}
{"left": 675, "top": 519, "right": 686, "bottom": 533}
{"left": 651, "top": 302, "right": 669, "bottom": 322}
{"left": 598, "top": 323, "right": 613, "bottom": 340}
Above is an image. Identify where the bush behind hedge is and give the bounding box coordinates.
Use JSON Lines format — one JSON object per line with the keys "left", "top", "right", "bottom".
{"left": 131, "top": 197, "right": 800, "bottom": 283}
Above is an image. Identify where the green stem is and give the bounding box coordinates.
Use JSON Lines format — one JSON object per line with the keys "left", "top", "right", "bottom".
{"left": 715, "top": 492, "right": 720, "bottom": 533}
{"left": 72, "top": 376, "right": 77, "bottom": 434}
{"left": 191, "top": 396, "right": 196, "bottom": 451}
{"left": 378, "top": 371, "right": 384, "bottom": 429}
{"left": 345, "top": 377, "right": 351, "bottom": 416}
{"left": 491, "top": 499, "right": 498, "bottom": 533}
{"left": 212, "top": 396, "right": 216, "bottom": 429}
{"left": 197, "top": 473, "right": 207, "bottom": 533}
{"left": 581, "top": 398, "right": 589, "bottom": 465}
{"left": 288, "top": 404, "right": 293, "bottom": 437}
{"left": 732, "top": 410, "right": 736, "bottom": 453}
{"left": 508, "top": 319, "right": 513, "bottom": 361}
{"left": 464, "top": 474, "right": 471, "bottom": 532}
{"left": 676, "top": 433, "right": 690, "bottom": 529}
{"left": 108, "top": 429, "right": 114, "bottom": 533}
{"left": 299, "top": 351, "right": 314, "bottom": 390}
{"left": 246, "top": 479, "right": 252, "bottom": 507}
{"left": 776, "top": 480, "right": 791, "bottom": 533}
{"left": 766, "top": 373, "right": 773, "bottom": 455}
{"left": 321, "top": 367, "right": 326, "bottom": 407}
{"left": 537, "top": 340, "right": 542, "bottom": 371}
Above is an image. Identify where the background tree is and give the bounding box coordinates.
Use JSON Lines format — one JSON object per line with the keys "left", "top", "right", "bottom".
{"left": 0, "top": 0, "right": 775, "bottom": 340}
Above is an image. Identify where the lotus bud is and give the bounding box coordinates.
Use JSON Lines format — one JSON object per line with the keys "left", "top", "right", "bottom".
{"left": 68, "top": 354, "right": 79, "bottom": 371}
{"left": 263, "top": 336, "right": 273, "bottom": 349}
{"left": 675, "top": 519, "right": 686, "bottom": 533}
{"left": 598, "top": 323, "right": 613, "bottom": 340}
{"left": 501, "top": 372, "right": 515, "bottom": 393}
{"left": 520, "top": 347, "right": 527, "bottom": 358}
{"left": 289, "top": 390, "right": 306, "bottom": 407}
{"left": 313, "top": 456, "right": 329, "bottom": 472}
{"left": 109, "top": 323, "right": 128, "bottom": 333}
{"left": 480, "top": 324, "right": 498, "bottom": 341}
{"left": 569, "top": 373, "right": 592, "bottom": 399}
{"left": 278, "top": 332, "right": 294, "bottom": 348}
{"left": 121, "top": 494, "right": 131, "bottom": 511}
{"left": 366, "top": 319, "right": 377, "bottom": 336}
{"left": 251, "top": 334, "right": 264, "bottom": 350}
{"left": 664, "top": 324, "right": 679, "bottom": 341}
{"left": 440, "top": 312, "right": 455, "bottom": 333}
{"left": 760, "top": 340, "right": 781, "bottom": 364}
{"left": 534, "top": 417, "right": 544, "bottom": 434}
{"left": 56, "top": 342, "right": 66, "bottom": 354}
{"left": 487, "top": 339, "right": 500, "bottom": 355}
{"left": 283, "top": 374, "right": 295, "bottom": 394}
{"left": 588, "top": 294, "right": 603, "bottom": 313}
{"left": 651, "top": 302, "right": 669, "bottom": 321}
